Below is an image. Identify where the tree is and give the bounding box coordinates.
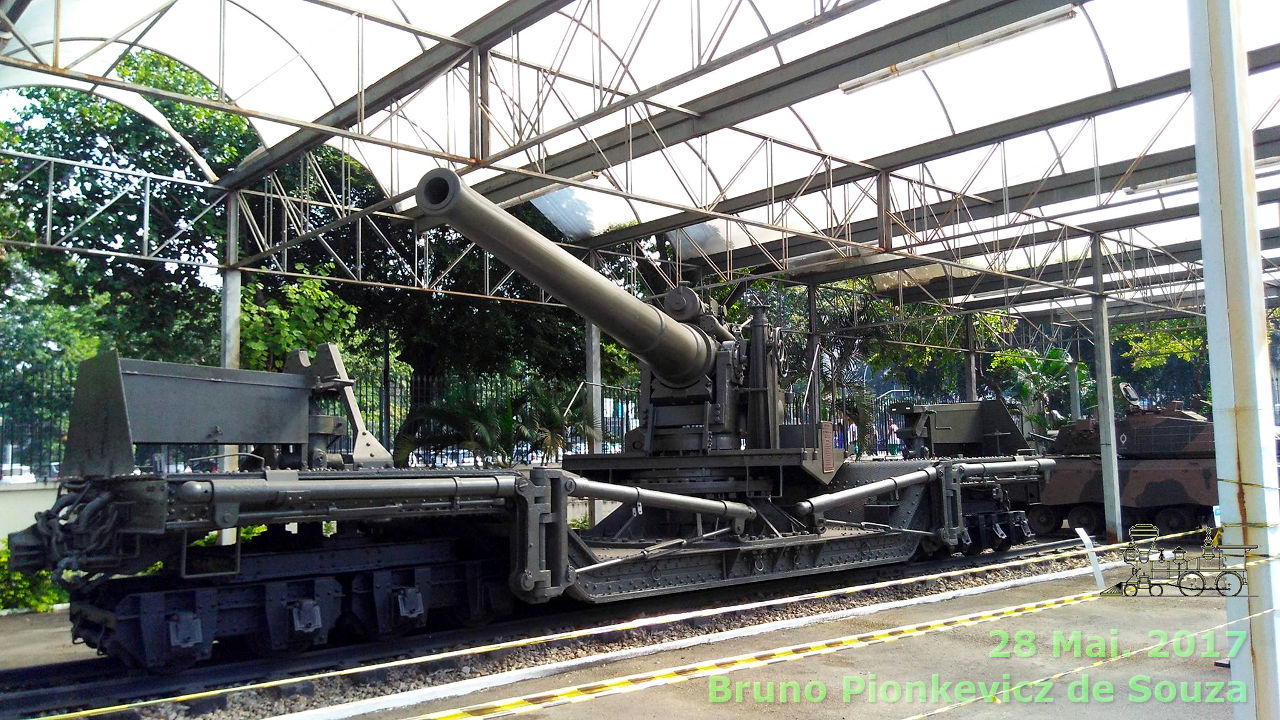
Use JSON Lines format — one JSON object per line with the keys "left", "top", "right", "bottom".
{"left": 0, "top": 254, "right": 104, "bottom": 369}
{"left": 526, "top": 383, "right": 599, "bottom": 464}
{"left": 987, "top": 346, "right": 1094, "bottom": 430}
{"left": 1112, "top": 318, "right": 1210, "bottom": 400}
{"left": 1, "top": 50, "right": 259, "bottom": 365}
{"left": 239, "top": 269, "right": 359, "bottom": 372}
{"left": 0, "top": 254, "right": 104, "bottom": 475}
{"left": 392, "top": 383, "right": 533, "bottom": 468}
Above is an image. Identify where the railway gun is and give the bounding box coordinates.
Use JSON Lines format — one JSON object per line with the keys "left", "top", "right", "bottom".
{"left": 7, "top": 169, "right": 1051, "bottom": 671}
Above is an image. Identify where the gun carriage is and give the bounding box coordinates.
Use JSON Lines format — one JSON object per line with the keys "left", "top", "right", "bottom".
{"left": 8, "top": 169, "right": 1049, "bottom": 671}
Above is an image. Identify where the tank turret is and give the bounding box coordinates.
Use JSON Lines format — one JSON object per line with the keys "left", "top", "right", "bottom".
{"left": 1049, "top": 383, "right": 1216, "bottom": 459}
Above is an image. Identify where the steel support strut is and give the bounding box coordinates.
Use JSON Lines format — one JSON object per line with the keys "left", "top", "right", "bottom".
{"left": 796, "top": 466, "right": 939, "bottom": 518}
{"left": 1091, "top": 232, "right": 1122, "bottom": 543}
{"left": 1188, "top": 2, "right": 1280, "bottom": 717}
{"left": 564, "top": 474, "right": 757, "bottom": 521}
{"left": 221, "top": 192, "right": 241, "bottom": 474}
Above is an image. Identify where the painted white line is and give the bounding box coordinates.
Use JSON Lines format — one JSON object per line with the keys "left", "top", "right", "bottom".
{"left": 268, "top": 561, "right": 1125, "bottom": 720}
{"left": 0, "top": 603, "right": 68, "bottom": 617}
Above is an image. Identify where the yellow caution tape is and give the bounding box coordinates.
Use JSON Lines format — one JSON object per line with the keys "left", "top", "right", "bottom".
{"left": 35, "top": 529, "right": 1202, "bottom": 720}
{"left": 901, "top": 579, "right": 1280, "bottom": 719}
{"left": 414, "top": 592, "right": 1101, "bottom": 720}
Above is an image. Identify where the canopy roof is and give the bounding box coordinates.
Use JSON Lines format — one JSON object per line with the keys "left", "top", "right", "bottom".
{"left": 3, "top": 0, "right": 1279, "bottom": 347}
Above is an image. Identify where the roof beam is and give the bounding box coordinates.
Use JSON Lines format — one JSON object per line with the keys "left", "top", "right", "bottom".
{"left": 960, "top": 248, "right": 1229, "bottom": 313}
{"left": 217, "top": 0, "right": 570, "bottom": 190}
{"left": 759, "top": 126, "right": 1280, "bottom": 281}
{"left": 894, "top": 190, "right": 1280, "bottom": 305}
{"left": 473, "top": 0, "right": 1075, "bottom": 205}
{"left": 1020, "top": 282, "right": 1280, "bottom": 326}
{"left": 583, "top": 42, "right": 1280, "bottom": 250}
{"left": 0, "top": 0, "right": 33, "bottom": 24}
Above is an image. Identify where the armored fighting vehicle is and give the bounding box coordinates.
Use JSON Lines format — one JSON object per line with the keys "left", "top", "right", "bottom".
{"left": 890, "top": 399, "right": 1030, "bottom": 459}
{"left": 1025, "top": 383, "right": 1219, "bottom": 538}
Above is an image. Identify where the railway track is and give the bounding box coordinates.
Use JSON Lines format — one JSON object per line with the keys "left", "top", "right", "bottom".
{"left": 0, "top": 538, "right": 1087, "bottom": 719}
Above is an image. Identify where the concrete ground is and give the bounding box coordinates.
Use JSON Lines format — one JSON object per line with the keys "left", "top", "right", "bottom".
{"left": 365, "top": 567, "right": 1252, "bottom": 720}
{"left": 2, "top": 566, "right": 1257, "bottom": 719}
{"left": 0, "top": 608, "right": 94, "bottom": 669}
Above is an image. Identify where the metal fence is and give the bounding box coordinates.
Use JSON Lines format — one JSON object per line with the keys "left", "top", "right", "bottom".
{"left": 0, "top": 363, "right": 75, "bottom": 482}
{"left": 0, "top": 363, "right": 638, "bottom": 480}
{"left": 335, "top": 372, "right": 638, "bottom": 465}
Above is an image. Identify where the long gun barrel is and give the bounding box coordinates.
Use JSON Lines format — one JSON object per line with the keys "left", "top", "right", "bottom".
{"left": 416, "top": 169, "right": 716, "bottom": 387}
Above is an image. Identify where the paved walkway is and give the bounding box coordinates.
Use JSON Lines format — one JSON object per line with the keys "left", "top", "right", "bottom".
{"left": 366, "top": 567, "right": 1248, "bottom": 720}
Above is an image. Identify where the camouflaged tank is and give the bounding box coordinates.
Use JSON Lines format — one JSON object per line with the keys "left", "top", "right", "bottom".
{"left": 1027, "top": 385, "right": 1218, "bottom": 539}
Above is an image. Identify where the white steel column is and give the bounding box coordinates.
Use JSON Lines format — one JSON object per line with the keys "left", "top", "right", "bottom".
{"left": 1068, "top": 359, "right": 1082, "bottom": 420}
{"left": 1091, "top": 233, "right": 1122, "bottom": 543}
{"left": 1189, "top": 2, "right": 1280, "bottom": 717}
{"left": 585, "top": 321, "right": 603, "bottom": 452}
{"left": 221, "top": 192, "right": 241, "bottom": 371}
{"left": 962, "top": 314, "right": 978, "bottom": 402}
{"left": 220, "top": 192, "right": 241, "bottom": 472}
{"left": 585, "top": 252, "right": 604, "bottom": 525}
{"left": 585, "top": 251, "right": 604, "bottom": 454}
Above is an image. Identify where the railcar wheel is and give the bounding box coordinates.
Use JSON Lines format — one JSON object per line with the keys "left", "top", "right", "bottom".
{"left": 1154, "top": 507, "right": 1195, "bottom": 538}
{"left": 1122, "top": 583, "right": 1139, "bottom": 597}
{"left": 1179, "top": 572, "right": 1205, "bottom": 597}
{"left": 1149, "top": 584, "right": 1163, "bottom": 597}
{"left": 1067, "top": 504, "right": 1103, "bottom": 538}
{"left": 1216, "top": 571, "right": 1244, "bottom": 597}
{"left": 1025, "top": 505, "right": 1063, "bottom": 536}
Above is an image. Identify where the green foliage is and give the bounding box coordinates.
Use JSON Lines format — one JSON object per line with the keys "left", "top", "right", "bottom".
{"left": 0, "top": 255, "right": 103, "bottom": 471}
{"left": 1112, "top": 318, "right": 1210, "bottom": 398}
{"left": 188, "top": 524, "right": 267, "bottom": 548}
{"left": 0, "top": 254, "right": 104, "bottom": 366}
{"left": 600, "top": 339, "right": 638, "bottom": 387}
{"left": 0, "top": 48, "right": 253, "bottom": 366}
{"left": 756, "top": 278, "right": 1018, "bottom": 403}
{"left": 1114, "top": 319, "right": 1206, "bottom": 371}
{"left": 240, "top": 269, "right": 359, "bottom": 371}
{"left": 381, "top": 206, "right": 592, "bottom": 388}
{"left": 113, "top": 52, "right": 257, "bottom": 174}
{"left": 336, "top": 328, "right": 413, "bottom": 383}
{"left": 2, "top": 47, "right": 623, "bottom": 399}
{"left": 988, "top": 346, "right": 1092, "bottom": 428}
{"left": 832, "top": 382, "right": 876, "bottom": 459}
{"left": 0, "top": 540, "right": 67, "bottom": 612}
{"left": 392, "top": 379, "right": 596, "bottom": 468}
{"left": 526, "top": 383, "right": 599, "bottom": 464}
{"left": 393, "top": 385, "right": 521, "bottom": 468}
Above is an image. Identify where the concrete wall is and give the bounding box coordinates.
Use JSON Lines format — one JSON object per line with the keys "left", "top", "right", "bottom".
{"left": 568, "top": 499, "right": 621, "bottom": 526}
{"left": 0, "top": 484, "right": 57, "bottom": 539}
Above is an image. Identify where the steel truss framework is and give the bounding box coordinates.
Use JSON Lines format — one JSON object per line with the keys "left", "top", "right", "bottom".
{"left": 3, "top": 0, "right": 1280, "bottom": 363}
